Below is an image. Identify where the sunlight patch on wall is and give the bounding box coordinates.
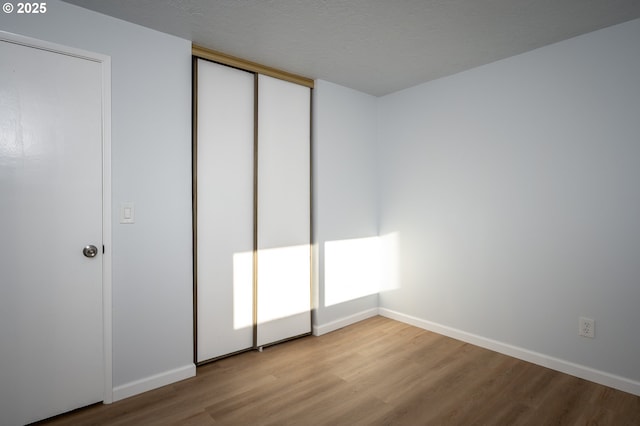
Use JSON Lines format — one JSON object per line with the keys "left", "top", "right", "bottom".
{"left": 324, "top": 233, "right": 400, "bottom": 307}
{"left": 325, "top": 236, "right": 379, "bottom": 306}
{"left": 379, "top": 232, "right": 400, "bottom": 292}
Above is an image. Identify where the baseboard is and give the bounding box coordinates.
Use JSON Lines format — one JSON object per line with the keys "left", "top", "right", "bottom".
{"left": 378, "top": 308, "right": 640, "bottom": 397}
{"left": 112, "top": 364, "right": 196, "bottom": 402}
{"left": 313, "top": 308, "right": 379, "bottom": 336}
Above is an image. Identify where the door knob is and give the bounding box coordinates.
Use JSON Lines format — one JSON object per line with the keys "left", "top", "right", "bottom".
{"left": 83, "top": 245, "right": 98, "bottom": 258}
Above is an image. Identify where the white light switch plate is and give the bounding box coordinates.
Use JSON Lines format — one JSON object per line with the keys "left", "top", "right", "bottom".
{"left": 120, "top": 202, "right": 135, "bottom": 224}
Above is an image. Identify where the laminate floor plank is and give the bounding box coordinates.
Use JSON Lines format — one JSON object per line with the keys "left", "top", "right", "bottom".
{"left": 37, "top": 316, "right": 640, "bottom": 425}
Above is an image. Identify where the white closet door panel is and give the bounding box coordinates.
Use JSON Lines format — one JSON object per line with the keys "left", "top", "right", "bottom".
{"left": 197, "top": 60, "right": 254, "bottom": 361}
{"left": 257, "top": 75, "right": 311, "bottom": 346}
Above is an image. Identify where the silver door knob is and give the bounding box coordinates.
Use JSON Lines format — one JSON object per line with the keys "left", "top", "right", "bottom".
{"left": 83, "top": 245, "right": 98, "bottom": 258}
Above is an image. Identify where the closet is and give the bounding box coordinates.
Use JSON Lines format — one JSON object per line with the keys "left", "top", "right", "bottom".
{"left": 193, "top": 50, "right": 312, "bottom": 364}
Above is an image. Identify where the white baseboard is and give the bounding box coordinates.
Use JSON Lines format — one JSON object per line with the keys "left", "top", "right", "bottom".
{"left": 112, "top": 364, "right": 196, "bottom": 402}
{"left": 379, "top": 308, "right": 640, "bottom": 397}
{"left": 313, "top": 308, "right": 379, "bottom": 336}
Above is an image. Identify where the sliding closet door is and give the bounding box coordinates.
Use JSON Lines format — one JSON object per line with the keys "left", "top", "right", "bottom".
{"left": 257, "top": 75, "right": 311, "bottom": 346}
{"left": 196, "top": 59, "right": 254, "bottom": 362}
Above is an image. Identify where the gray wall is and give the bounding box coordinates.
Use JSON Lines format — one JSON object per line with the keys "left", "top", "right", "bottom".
{"left": 378, "top": 18, "right": 640, "bottom": 382}
{"left": 312, "top": 80, "right": 379, "bottom": 328}
{"left": 1, "top": 0, "right": 194, "bottom": 389}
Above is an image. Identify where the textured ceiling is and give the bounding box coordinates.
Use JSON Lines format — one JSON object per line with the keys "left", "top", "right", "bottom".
{"left": 62, "top": 0, "right": 640, "bottom": 96}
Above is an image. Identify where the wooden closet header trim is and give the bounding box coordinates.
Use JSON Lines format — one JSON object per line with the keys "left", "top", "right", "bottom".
{"left": 192, "top": 44, "right": 315, "bottom": 89}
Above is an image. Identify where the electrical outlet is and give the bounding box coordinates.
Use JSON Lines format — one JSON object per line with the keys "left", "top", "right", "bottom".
{"left": 579, "top": 317, "right": 595, "bottom": 338}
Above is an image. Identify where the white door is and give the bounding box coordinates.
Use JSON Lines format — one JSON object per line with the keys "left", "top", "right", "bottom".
{"left": 0, "top": 37, "right": 105, "bottom": 425}
{"left": 257, "top": 75, "right": 311, "bottom": 346}
{"left": 196, "top": 59, "right": 255, "bottom": 362}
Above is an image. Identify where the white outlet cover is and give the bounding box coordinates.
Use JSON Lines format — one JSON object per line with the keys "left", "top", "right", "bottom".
{"left": 579, "top": 317, "right": 595, "bottom": 338}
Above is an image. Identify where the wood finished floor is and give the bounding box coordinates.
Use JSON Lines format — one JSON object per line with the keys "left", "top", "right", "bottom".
{"left": 39, "top": 316, "right": 639, "bottom": 425}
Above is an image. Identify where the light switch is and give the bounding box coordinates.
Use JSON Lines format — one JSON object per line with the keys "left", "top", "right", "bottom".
{"left": 120, "top": 202, "right": 135, "bottom": 224}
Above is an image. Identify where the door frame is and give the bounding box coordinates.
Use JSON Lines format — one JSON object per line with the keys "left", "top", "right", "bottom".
{"left": 0, "top": 31, "right": 113, "bottom": 404}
